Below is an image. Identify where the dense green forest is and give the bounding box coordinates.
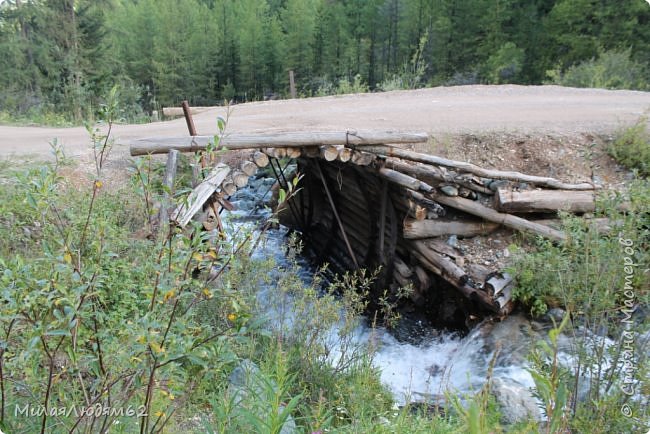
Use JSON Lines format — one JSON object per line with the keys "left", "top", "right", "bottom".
{"left": 0, "top": 0, "right": 649, "bottom": 122}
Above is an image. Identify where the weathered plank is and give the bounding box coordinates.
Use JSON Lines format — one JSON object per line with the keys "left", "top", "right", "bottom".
{"left": 171, "top": 164, "right": 230, "bottom": 227}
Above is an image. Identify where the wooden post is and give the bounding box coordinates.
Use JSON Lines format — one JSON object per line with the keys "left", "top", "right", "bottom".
{"left": 181, "top": 100, "right": 197, "bottom": 137}
{"left": 158, "top": 149, "right": 179, "bottom": 236}
{"left": 289, "top": 70, "right": 296, "bottom": 98}
{"left": 182, "top": 101, "right": 202, "bottom": 187}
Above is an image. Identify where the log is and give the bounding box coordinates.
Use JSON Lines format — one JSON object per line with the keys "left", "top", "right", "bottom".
{"left": 412, "top": 241, "right": 465, "bottom": 286}
{"left": 414, "top": 266, "right": 431, "bottom": 292}
{"left": 253, "top": 151, "right": 270, "bottom": 168}
{"left": 338, "top": 146, "right": 352, "bottom": 162}
{"left": 275, "top": 147, "right": 288, "bottom": 158}
{"left": 320, "top": 145, "right": 340, "bottom": 162}
{"left": 201, "top": 203, "right": 221, "bottom": 231}
{"left": 171, "top": 164, "right": 230, "bottom": 227}
{"left": 394, "top": 256, "right": 413, "bottom": 278}
{"left": 431, "top": 193, "right": 566, "bottom": 242}
{"left": 411, "top": 244, "right": 498, "bottom": 311}
{"left": 287, "top": 147, "right": 302, "bottom": 159}
{"left": 467, "top": 264, "right": 491, "bottom": 286}
{"left": 241, "top": 160, "right": 258, "bottom": 177}
{"left": 484, "top": 273, "right": 513, "bottom": 297}
{"left": 130, "top": 130, "right": 429, "bottom": 156}
{"left": 426, "top": 238, "right": 461, "bottom": 259}
{"left": 221, "top": 177, "right": 237, "bottom": 196}
{"left": 404, "top": 219, "right": 500, "bottom": 239}
{"left": 301, "top": 146, "right": 321, "bottom": 158}
{"left": 378, "top": 167, "right": 434, "bottom": 193}
{"left": 350, "top": 150, "right": 376, "bottom": 166}
{"left": 232, "top": 171, "right": 250, "bottom": 188}
{"left": 363, "top": 146, "right": 596, "bottom": 190}
{"left": 495, "top": 188, "right": 596, "bottom": 213}
{"left": 263, "top": 147, "right": 280, "bottom": 158}
{"left": 385, "top": 157, "right": 446, "bottom": 185}
{"left": 405, "top": 189, "right": 445, "bottom": 217}
{"left": 385, "top": 157, "right": 494, "bottom": 196}
{"left": 494, "top": 282, "right": 514, "bottom": 309}
{"left": 161, "top": 106, "right": 210, "bottom": 118}
{"left": 393, "top": 270, "right": 413, "bottom": 289}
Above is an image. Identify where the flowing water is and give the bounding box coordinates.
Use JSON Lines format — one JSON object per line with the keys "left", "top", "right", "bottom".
{"left": 226, "top": 176, "right": 539, "bottom": 406}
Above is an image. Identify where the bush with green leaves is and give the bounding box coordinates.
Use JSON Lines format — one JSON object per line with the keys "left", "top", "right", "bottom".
{"left": 608, "top": 116, "right": 650, "bottom": 177}
{"left": 547, "top": 48, "right": 649, "bottom": 91}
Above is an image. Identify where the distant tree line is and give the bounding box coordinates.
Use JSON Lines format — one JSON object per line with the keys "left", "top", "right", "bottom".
{"left": 0, "top": 0, "right": 648, "bottom": 122}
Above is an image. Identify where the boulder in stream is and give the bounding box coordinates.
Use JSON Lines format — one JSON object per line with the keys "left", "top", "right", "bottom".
{"left": 491, "top": 377, "right": 542, "bottom": 425}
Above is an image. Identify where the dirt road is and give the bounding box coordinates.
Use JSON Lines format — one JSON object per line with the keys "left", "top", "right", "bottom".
{"left": 1, "top": 85, "right": 648, "bottom": 159}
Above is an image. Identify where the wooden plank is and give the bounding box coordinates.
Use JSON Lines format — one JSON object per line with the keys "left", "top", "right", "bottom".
{"left": 171, "top": 164, "right": 231, "bottom": 227}
{"left": 495, "top": 188, "right": 596, "bottom": 213}
{"left": 130, "top": 130, "right": 429, "bottom": 156}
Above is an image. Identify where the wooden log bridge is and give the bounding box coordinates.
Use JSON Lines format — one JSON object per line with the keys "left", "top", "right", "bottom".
{"left": 130, "top": 129, "right": 599, "bottom": 320}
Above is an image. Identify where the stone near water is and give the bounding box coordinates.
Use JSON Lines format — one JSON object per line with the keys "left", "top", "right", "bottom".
{"left": 491, "top": 377, "right": 542, "bottom": 425}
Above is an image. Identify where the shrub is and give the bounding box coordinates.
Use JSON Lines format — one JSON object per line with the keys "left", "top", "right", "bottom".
{"left": 547, "top": 48, "right": 649, "bottom": 91}
{"left": 608, "top": 116, "right": 650, "bottom": 177}
{"left": 378, "top": 31, "right": 428, "bottom": 92}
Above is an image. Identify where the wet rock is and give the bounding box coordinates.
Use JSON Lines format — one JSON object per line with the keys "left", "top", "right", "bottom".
{"left": 440, "top": 185, "right": 459, "bottom": 196}
{"left": 541, "top": 308, "right": 566, "bottom": 324}
{"left": 228, "top": 359, "right": 297, "bottom": 434}
{"left": 478, "top": 314, "right": 542, "bottom": 366}
{"left": 491, "top": 377, "right": 541, "bottom": 424}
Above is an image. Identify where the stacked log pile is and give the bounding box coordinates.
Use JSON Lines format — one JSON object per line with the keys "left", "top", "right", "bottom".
{"left": 131, "top": 130, "right": 599, "bottom": 317}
